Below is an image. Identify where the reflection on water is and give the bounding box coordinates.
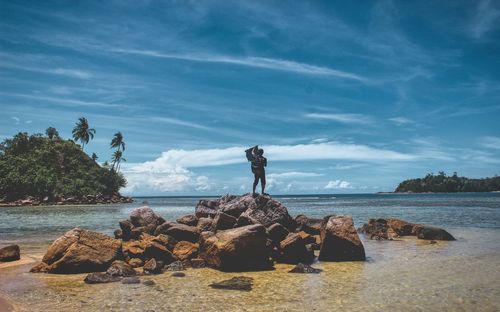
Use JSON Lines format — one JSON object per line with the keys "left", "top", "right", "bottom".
{"left": 1, "top": 228, "right": 499, "bottom": 311}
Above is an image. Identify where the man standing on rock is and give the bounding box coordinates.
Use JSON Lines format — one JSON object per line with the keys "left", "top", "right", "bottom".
{"left": 245, "top": 145, "right": 268, "bottom": 196}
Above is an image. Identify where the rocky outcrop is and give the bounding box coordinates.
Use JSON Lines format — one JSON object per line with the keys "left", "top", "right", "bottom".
{"left": 0, "top": 194, "right": 133, "bottom": 207}
{"left": 212, "top": 212, "right": 237, "bottom": 231}
{"left": 199, "top": 224, "right": 272, "bottom": 271}
{"left": 277, "top": 233, "right": 314, "bottom": 264}
{"left": 358, "top": 218, "right": 399, "bottom": 240}
{"left": 195, "top": 194, "right": 239, "bottom": 218}
{"left": 0, "top": 244, "right": 20, "bottom": 262}
{"left": 32, "top": 228, "right": 122, "bottom": 274}
{"left": 358, "top": 218, "right": 455, "bottom": 241}
{"left": 295, "top": 215, "right": 322, "bottom": 235}
{"left": 319, "top": 216, "right": 366, "bottom": 262}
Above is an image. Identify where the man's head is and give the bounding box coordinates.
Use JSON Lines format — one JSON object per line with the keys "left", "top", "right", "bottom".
{"left": 257, "top": 149, "right": 264, "bottom": 156}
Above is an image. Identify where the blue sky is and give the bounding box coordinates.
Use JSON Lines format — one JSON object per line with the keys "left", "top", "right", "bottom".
{"left": 1, "top": 0, "right": 499, "bottom": 195}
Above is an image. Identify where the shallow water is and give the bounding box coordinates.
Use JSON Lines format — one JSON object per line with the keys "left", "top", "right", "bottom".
{"left": 1, "top": 193, "right": 499, "bottom": 311}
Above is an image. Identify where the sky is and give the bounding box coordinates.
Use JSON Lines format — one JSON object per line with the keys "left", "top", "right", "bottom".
{"left": 1, "top": 0, "right": 499, "bottom": 196}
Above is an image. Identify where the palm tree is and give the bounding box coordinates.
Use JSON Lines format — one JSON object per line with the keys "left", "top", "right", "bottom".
{"left": 111, "top": 150, "right": 126, "bottom": 172}
{"left": 91, "top": 153, "right": 98, "bottom": 162}
{"left": 110, "top": 132, "right": 125, "bottom": 152}
{"left": 45, "top": 127, "right": 59, "bottom": 140}
{"left": 72, "top": 117, "right": 96, "bottom": 150}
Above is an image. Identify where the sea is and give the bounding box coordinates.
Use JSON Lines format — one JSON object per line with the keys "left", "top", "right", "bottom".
{"left": 0, "top": 193, "right": 499, "bottom": 311}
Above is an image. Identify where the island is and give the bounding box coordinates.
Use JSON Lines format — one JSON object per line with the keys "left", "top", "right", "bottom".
{"left": 395, "top": 172, "right": 500, "bottom": 193}
{"left": 0, "top": 118, "right": 132, "bottom": 206}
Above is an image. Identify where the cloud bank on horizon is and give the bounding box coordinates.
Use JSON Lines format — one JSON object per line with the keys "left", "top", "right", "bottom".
{"left": 1, "top": 0, "right": 499, "bottom": 195}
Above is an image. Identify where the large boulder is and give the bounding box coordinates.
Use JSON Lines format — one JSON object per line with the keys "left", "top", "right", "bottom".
{"left": 106, "top": 260, "right": 136, "bottom": 277}
{"left": 277, "top": 233, "right": 314, "bottom": 264}
{"left": 414, "top": 226, "right": 455, "bottom": 241}
{"left": 195, "top": 194, "right": 239, "bottom": 218}
{"left": 212, "top": 212, "right": 237, "bottom": 231}
{"left": 358, "top": 218, "right": 399, "bottom": 240}
{"left": 157, "top": 224, "right": 200, "bottom": 243}
{"left": 122, "top": 234, "right": 177, "bottom": 264}
{"left": 295, "top": 215, "right": 322, "bottom": 235}
{"left": 319, "top": 216, "right": 366, "bottom": 262}
{"left": 386, "top": 218, "right": 418, "bottom": 236}
{"left": 197, "top": 218, "right": 213, "bottom": 232}
{"left": 34, "top": 228, "right": 122, "bottom": 274}
{"left": 0, "top": 244, "right": 20, "bottom": 262}
{"left": 198, "top": 224, "right": 272, "bottom": 271}
{"left": 129, "top": 206, "right": 164, "bottom": 228}
{"left": 177, "top": 214, "right": 198, "bottom": 226}
{"left": 267, "top": 223, "right": 289, "bottom": 244}
{"left": 173, "top": 241, "right": 199, "bottom": 262}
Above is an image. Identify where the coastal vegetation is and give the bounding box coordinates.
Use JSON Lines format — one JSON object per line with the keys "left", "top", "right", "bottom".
{"left": 0, "top": 118, "right": 129, "bottom": 203}
{"left": 395, "top": 172, "right": 500, "bottom": 193}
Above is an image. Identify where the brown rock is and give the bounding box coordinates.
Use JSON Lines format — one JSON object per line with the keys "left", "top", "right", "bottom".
{"left": 296, "top": 231, "right": 316, "bottom": 245}
{"left": 414, "top": 226, "right": 455, "bottom": 241}
{"left": 319, "top": 216, "right": 366, "bottom": 262}
{"left": 130, "top": 206, "right": 163, "bottom": 227}
{"left": 173, "top": 241, "right": 199, "bottom": 262}
{"left": 30, "top": 262, "right": 49, "bottom": 273}
{"left": 177, "top": 214, "right": 198, "bottom": 226}
{"left": 267, "top": 223, "right": 289, "bottom": 244}
{"left": 0, "top": 244, "right": 20, "bottom": 262}
{"left": 119, "top": 220, "right": 134, "bottom": 240}
{"left": 212, "top": 212, "right": 237, "bottom": 231}
{"left": 143, "top": 258, "right": 162, "bottom": 274}
{"left": 190, "top": 258, "right": 206, "bottom": 268}
{"left": 195, "top": 194, "right": 239, "bottom": 218}
{"left": 199, "top": 224, "right": 272, "bottom": 271}
{"left": 197, "top": 217, "right": 213, "bottom": 232}
{"left": 277, "top": 233, "right": 314, "bottom": 264}
{"left": 84, "top": 272, "right": 121, "bottom": 284}
{"left": 39, "top": 228, "right": 122, "bottom": 273}
{"left": 161, "top": 224, "right": 200, "bottom": 243}
{"left": 127, "top": 258, "right": 143, "bottom": 268}
{"left": 106, "top": 260, "right": 136, "bottom": 277}
{"left": 387, "top": 218, "right": 418, "bottom": 236}
{"left": 295, "top": 215, "right": 322, "bottom": 235}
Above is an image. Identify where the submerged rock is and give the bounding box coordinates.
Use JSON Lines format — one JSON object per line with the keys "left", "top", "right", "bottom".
{"left": 34, "top": 228, "right": 121, "bottom": 274}
{"left": 319, "top": 215, "right": 366, "bottom": 262}
{"left": 121, "top": 276, "right": 141, "bottom": 284}
{"left": 359, "top": 218, "right": 455, "bottom": 241}
{"left": 164, "top": 260, "right": 186, "bottom": 271}
{"left": 84, "top": 272, "right": 121, "bottom": 284}
{"left": 0, "top": 244, "right": 20, "bottom": 262}
{"left": 414, "top": 226, "right": 455, "bottom": 241}
{"left": 288, "top": 263, "right": 323, "bottom": 274}
{"left": 190, "top": 258, "right": 206, "bottom": 268}
{"left": 209, "top": 276, "right": 253, "bottom": 291}
{"left": 142, "top": 280, "right": 156, "bottom": 286}
{"left": 199, "top": 224, "right": 272, "bottom": 272}
{"left": 171, "top": 272, "right": 186, "bottom": 277}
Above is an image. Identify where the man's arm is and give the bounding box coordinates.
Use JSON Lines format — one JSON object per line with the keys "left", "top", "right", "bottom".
{"left": 251, "top": 145, "right": 258, "bottom": 157}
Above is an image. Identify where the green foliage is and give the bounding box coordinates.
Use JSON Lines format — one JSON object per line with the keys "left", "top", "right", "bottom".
{"left": 0, "top": 132, "right": 126, "bottom": 201}
{"left": 72, "top": 117, "right": 96, "bottom": 149}
{"left": 45, "top": 127, "right": 59, "bottom": 140}
{"left": 395, "top": 172, "right": 500, "bottom": 193}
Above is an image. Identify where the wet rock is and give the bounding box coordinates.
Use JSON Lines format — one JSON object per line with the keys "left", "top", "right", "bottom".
{"left": 130, "top": 206, "right": 163, "bottom": 228}
{"left": 106, "top": 260, "right": 136, "bottom": 277}
{"left": 277, "top": 233, "right": 314, "bottom": 264}
{"left": 37, "top": 228, "right": 122, "bottom": 273}
{"left": 0, "top": 244, "right": 20, "bottom": 262}
{"left": 173, "top": 241, "right": 199, "bottom": 262}
{"left": 176, "top": 214, "right": 198, "bottom": 226}
{"left": 319, "top": 215, "right": 366, "bottom": 262}
{"left": 30, "top": 262, "right": 49, "bottom": 273}
{"left": 387, "top": 219, "right": 418, "bottom": 236}
{"left": 199, "top": 224, "right": 272, "bottom": 272}
{"left": 190, "top": 258, "right": 206, "bottom": 268}
{"left": 212, "top": 212, "right": 237, "bottom": 231}
{"left": 197, "top": 217, "right": 213, "bottom": 232}
{"left": 414, "top": 226, "right": 455, "bottom": 241}
{"left": 164, "top": 260, "right": 186, "bottom": 271}
{"left": 209, "top": 276, "right": 253, "bottom": 291}
{"left": 161, "top": 224, "right": 200, "bottom": 243}
{"left": 142, "top": 280, "right": 156, "bottom": 286}
{"left": 113, "top": 229, "right": 123, "bottom": 239}
{"left": 295, "top": 215, "right": 322, "bottom": 235}
{"left": 127, "top": 258, "right": 143, "bottom": 268}
{"left": 267, "top": 223, "right": 289, "bottom": 244}
{"left": 171, "top": 272, "right": 186, "bottom": 277}
{"left": 121, "top": 276, "right": 141, "bottom": 284}
{"left": 289, "top": 263, "right": 323, "bottom": 274}
{"left": 143, "top": 258, "right": 163, "bottom": 274}
{"left": 119, "top": 220, "right": 134, "bottom": 240}
{"left": 84, "top": 272, "right": 121, "bottom": 284}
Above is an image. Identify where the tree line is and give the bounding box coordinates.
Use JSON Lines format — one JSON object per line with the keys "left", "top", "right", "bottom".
{"left": 395, "top": 172, "right": 500, "bottom": 193}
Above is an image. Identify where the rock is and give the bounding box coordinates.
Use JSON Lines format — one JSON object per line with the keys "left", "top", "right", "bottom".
{"left": 84, "top": 272, "right": 121, "bottom": 284}
{"left": 121, "top": 276, "right": 141, "bottom": 284}
{"left": 113, "top": 229, "right": 123, "bottom": 239}
{"left": 143, "top": 239, "right": 177, "bottom": 264}
{"left": 119, "top": 220, "right": 134, "bottom": 240}
{"left": 197, "top": 218, "right": 213, "bottom": 231}
{"left": 236, "top": 214, "right": 256, "bottom": 227}
{"left": 319, "top": 216, "right": 366, "bottom": 262}
{"left": 237, "top": 194, "right": 296, "bottom": 231}
{"left": 177, "top": 214, "right": 198, "bottom": 226}
{"left": 297, "top": 231, "right": 316, "bottom": 245}
{"left": 143, "top": 258, "right": 163, "bottom": 274}
{"left": 209, "top": 276, "right": 253, "bottom": 291}
{"left": 387, "top": 218, "right": 418, "bottom": 236}
{"left": 277, "top": 233, "right": 314, "bottom": 264}
{"left": 173, "top": 241, "right": 199, "bottom": 262}
{"left": 38, "top": 228, "right": 122, "bottom": 273}
{"left": 190, "top": 258, "right": 206, "bottom": 268}
{"left": 122, "top": 234, "right": 178, "bottom": 263}
{"left": 295, "top": 215, "right": 322, "bottom": 235}
{"left": 171, "top": 272, "right": 186, "bottom": 277}
{"left": 195, "top": 194, "right": 239, "bottom": 218}
{"left": 122, "top": 240, "right": 146, "bottom": 260}
{"left": 130, "top": 206, "right": 163, "bottom": 228}
{"left": 127, "top": 258, "right": 143, "bottom": 268}
{"left": 150, "top": 234, "right": 178, "bottom": 252}
{"left": 30, "top": 262, "right": 49, "bottom": 273}
{"left": 106, "top": 260, "right": 136, "bottom": 277}
{"left": 212, "top": 212, "right": 237, "bottom": 231}
{"left": 267, "top": 223, "right": 289, "bottom": 244}
{"left": 289, "top": 263, "right": 323, "bottom": 274}
{"left": 160, "top": 224, "right": 200, "bottom": 243}
{"left": 0, "top": 244, "right": 20, "bottom": 262}
{"left": 414, "top": 226, "right": 455, "bottom": 241}
{"left": 164, "top": 260, "right": 186, "bottom": 271}
{"left": 198, "top": 224, "right": 272, "bottom": 271}
{"left": 142, "top": 280, "right": 156, "bottom": 286}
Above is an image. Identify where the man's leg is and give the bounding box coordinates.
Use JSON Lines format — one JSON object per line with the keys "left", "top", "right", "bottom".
{"left": 253, "top": 174, "right": 259, "bottom": 195}
{"left": 261, "top": 174, "right": 266, "bottom": 194}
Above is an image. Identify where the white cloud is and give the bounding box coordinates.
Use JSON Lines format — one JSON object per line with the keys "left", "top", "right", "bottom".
{"left": 111, "top": 48, "right": 367, "bottom": 82}
{"left": 305, "top": 113, "right": 373, "bottom": 125}
{"left": 468, "top": 0, "right": 500, "bottom": 39}
{"left": 389, "top": 117, "right": 414, "bottom": 125}
{"left": 324, "top": 180, "right": 352, "bottom": 189}
{"left": 479, "top": 136, "right": 500, "bottom": 149}
{"left": 150, "top": 116, "right": 211, "bottom": 130}
{"left": 51, "top": 68, "right": 92, "bottom": 79}
{"left": 11, "top": 116, "right": 20, "bottom": 124}
{"left": 267, "top": 171, "right": 323, "bottom": 179}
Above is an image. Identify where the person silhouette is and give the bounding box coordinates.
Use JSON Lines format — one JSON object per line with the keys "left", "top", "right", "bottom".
{"left": 245, "top": 145, "right": 268, "bottom": 196}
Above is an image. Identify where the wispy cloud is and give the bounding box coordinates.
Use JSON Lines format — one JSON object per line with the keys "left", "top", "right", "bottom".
{"left": 389, "top": 117, "right": 414, "bottom": 125}
{"left": 324, "top": 180, "right": 352, "bottom": 189}
{"left": 267, "top": 172, "right": 323, "bottom": 179}
{"left": 479, "top": 136, "right": 500, "bottom": 149}
{"left": 10, "top": 116, "right": 20, "bottom": 125}
{"left": 0, "top": 63, "right": 92, "bottom": 79}
{"left": 305, "top": 113, "right": 373, "bottom": 125}
{"left": 149, "top": 116, "right": 212, "bottom": 130}
{"left": 468, "top": 0, "right": 500, "bottom": 39}
{"left": 0, "top": 92, "right": 126, "bottom": 108}
{"left": 111, "top": 49, "right": 367, "bottom": 82}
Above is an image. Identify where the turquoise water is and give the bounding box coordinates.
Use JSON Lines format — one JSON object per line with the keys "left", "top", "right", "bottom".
{"left": 1, "top": 193, "right": 499, "bottom": 248}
